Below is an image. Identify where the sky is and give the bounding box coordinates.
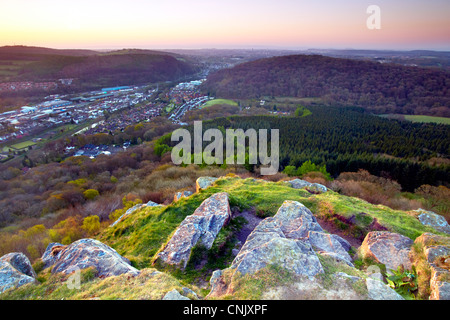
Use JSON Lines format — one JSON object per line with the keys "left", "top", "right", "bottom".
{"left": 0, "top": 0, "right": 449, "bottom": 50}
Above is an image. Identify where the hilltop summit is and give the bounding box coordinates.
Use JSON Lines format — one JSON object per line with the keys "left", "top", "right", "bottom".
{"left": 0, "top": 175, "right": 449, "bottom": 300}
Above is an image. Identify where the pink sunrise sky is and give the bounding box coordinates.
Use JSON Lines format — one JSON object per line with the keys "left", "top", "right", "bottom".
{"left": 1, "top": 0, "right": 449, "bottom": 50}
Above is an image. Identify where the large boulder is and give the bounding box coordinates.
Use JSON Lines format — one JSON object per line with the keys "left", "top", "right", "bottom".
{"left": 162, "top": 289, "right": 191, "bottom": 300}
{"left": 287, "top": 179, "right": 327, "bottom": 193}
{"left": 156, "top": 192, "right": 231, "bottom": 268}
{"left": 174, "top": 190, "right": 193, "bottom": 202}
{"left": 268, "top": 201, "right": 352, "bottom": 266}
{"left": 49, "top": 239, "right": 139, "bottom": 277}
{"left": 41, "top": 242, "right": 65, "bottom": 269}
{"left": 196, "top": 177, "right": 218, "bottom": 192}
{"left": 366, "top": 278, "right": 405, "bottom": 300}
{"left": 110, "top": 201, "right": 162, "bottom": 227}
{"left": 360, "top": 231, "right": 413, "bottom": 272}
{"left": 414, "top": 233, "right": 450, "bottom": 300}
{"left": 308, "top": 231, "right": 353, "bottom": 266}
{"left": 110, "top": 203, "right": 144, "bottom": 227}
{"left": 230, "top": 217, "right": 324, "bottom": 277}
{"left": 270, "top": 200, "right": 323, "bottom": 238}
{"left": 430, "top": 266, "right": 450, "bottom": 300}
{"left": 414, "top": 209, "right": 450, "bottom": 235}
{"left": 0, "top": 252, "right": 37, "bottom": 294}
{"left": 208, "top": 201, "right": 326, "bottom": 298}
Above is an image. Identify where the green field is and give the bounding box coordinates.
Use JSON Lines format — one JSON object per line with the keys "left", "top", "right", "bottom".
{"left": 200, "top": 98, "right": 238, "bottom": 108}
{"left": 0, "top": 60, "right": 33, "bottom": 80}
{"left": 10, "top": 141, "right": 36, "bottom": 150}
{"left": 404, "top": 115, "right": 450, "bottom": 125}
{"left": 380, "top": 114, "right": 450, "bottom": 125}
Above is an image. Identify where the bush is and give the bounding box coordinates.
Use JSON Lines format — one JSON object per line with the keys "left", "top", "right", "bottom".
{"left": 48, "top": 216, "right": 84, "bottom": 245}
{"left": 283, "top": 161, "right": 331, "bottom": 180}
{"left": 297, "top": 160, "right": 331, "bottom": 179}
{"left": 83, "top": 189, "right": 99, "bottom": 200}
{"left": 333, "top": 170, "right": 424, "bottom": 212}
{"left": 82, "top": 215, "right": 100, "bottom": 236}
{"left": 283, "top": 166, "right": 297, "bottom": 176}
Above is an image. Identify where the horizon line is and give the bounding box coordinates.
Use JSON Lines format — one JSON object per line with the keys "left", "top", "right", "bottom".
{"left": 2, "top": 44, "right": 450, "bottom": 53}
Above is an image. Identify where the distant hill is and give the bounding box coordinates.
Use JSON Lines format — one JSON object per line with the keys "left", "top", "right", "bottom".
{"left": 0, "top": 46, "right": 198, "bottom": 89}
{"left": 0, "top": 45, "right": 99, "bottom": 58}
{"left": 201, "top": 54, "right": 450, "bottom": 117}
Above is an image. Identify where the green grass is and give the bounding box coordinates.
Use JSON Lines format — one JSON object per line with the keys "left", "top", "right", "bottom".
{"left": 10, "top": 141, "right": 36, "bottom": 150}
{"left": 403, "top": 115, "right": 450, "bottom": 125}
{"left": 0, "top": 267, "right": 199, "bottom": 300}
{"left": 201, "top": 99, "right": 238, "bottom": 109}
{"left": 380, "top": 114, "right": 450, "bottom": 125}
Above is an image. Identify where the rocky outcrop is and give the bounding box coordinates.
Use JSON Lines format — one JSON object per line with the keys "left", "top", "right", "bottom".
{"left": 111, "top": 200, "right": 162, "bottom": 227}
{"left": 208, "top": 200, "right": 355, "bottom": 298}
{"left": 174, "top": 190, "right": 193, "bottom": 202}
{"left": 287, "top": 179, "right": 327, "bottom": 193}
{"left": 230, "top": 201, "right": 352, "bottom": 275}
{"left": 156, "top": 192, "right": 231, "bottom": 268}
{"left": 196, "top": 177, "right": 218, "bottom": 192}
{"left": 360, "top": 231, "right": 413, "bottom": 272}
{"left": 414, "top": 209, "right": 450, "bottom": 235}
{"left": 230, "top": 216, "right": 324, "bottom": 276}
{"left": 47, "top": 239, "right": 139, "bottom": 277}
{"left": 41, "top": 242, "right": 65, "bottom": 269}
{"left": 162, "top": 289, "right": 191, "bottom": 300}
{"left": 309, "top": 231, "right": 353, "bottom": 266}
{"left": 366, "top": 277, "right": 405, "bottom": 300}
{"left": 414, "top": 233, "right": 450, "bottom": 300}
{"left": 0, "top": 252, "right": 37, "bottom": 294}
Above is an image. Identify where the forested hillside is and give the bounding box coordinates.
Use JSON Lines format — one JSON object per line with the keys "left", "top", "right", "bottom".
{"left": 199, "top": 106, "right": 450, "bottom": 191}
{"left": 0, "top": 46, "right": 198, "bottom": 95}
{"left": 201, "top": 54, "right": 450, "bottom": 116}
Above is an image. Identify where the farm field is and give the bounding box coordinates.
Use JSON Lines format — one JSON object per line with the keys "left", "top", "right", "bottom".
{"left": 380, "top": 114, "right": 450, "bottom": 125}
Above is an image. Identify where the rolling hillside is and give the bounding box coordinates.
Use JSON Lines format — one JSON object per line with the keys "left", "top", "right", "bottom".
{"left": 0, "top": 46, "right": 198, "bottom": 87}
{"left": 201, "top": 54, "right": 450, "bottom": 117}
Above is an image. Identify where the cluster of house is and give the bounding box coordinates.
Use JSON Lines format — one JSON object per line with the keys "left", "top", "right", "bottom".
{"left": 0, "top": 81, "right": 58, "bottom": 93}
{"left": 0, "top": 86, "right": 151, "bottom": 144}
{"left": 0, "top": 79, "right": 211, "bottom": 161}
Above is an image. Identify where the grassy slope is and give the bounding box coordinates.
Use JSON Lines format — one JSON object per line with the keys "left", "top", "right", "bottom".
{"left": 1, "top": 176, "right": 446, "bottom": 300}
{"left": 100, "top": 176, "right": 440, "bottom": 268}
{"left": 200, "top": 99, "right": 238, "bottom": 109}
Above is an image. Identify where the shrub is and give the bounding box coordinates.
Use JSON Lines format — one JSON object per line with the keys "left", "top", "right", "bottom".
{"left": 83, "top": 189, "right": 99, "bottom": 200}
{"left": 82, "top": 215, "right": 101, "bottom": 236}
{"left": 415, "top": 184, "right": 450, "bottom": 219}
{"left": 48, "top": 216, "right": 84, "bottom": 245}
{"left": 67, "top": 179, "right": 88, "bottom": 188}
{"left": 283, "top": 166, "right": 297, "bottom": 176}
{"left": 297, "top": 160, "right": 331, "bottom": 179}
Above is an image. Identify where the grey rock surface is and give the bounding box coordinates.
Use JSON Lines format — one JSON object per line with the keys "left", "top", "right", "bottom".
{"left": 0, "top": 252, "right": 36, "bottom": 294}
{"left": 50, "top": 238, "right": 139, "bottom": 277}
{"left": 415, "top": 209, "right": 450, "bottom": 234}
{"left": 360, "top": 231, "right": 413, "bottom": 272}
{"left": 288, "top": 179, "right": 327, "bottom": 193}
{"left": 157, "top": 192, "right": 231, "bottom": 268}
{"left": 366, "top": 278, "right": 405, "bottom": 300}
{"left": 196, "top": 177, "right": 218, "bottom": 192}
